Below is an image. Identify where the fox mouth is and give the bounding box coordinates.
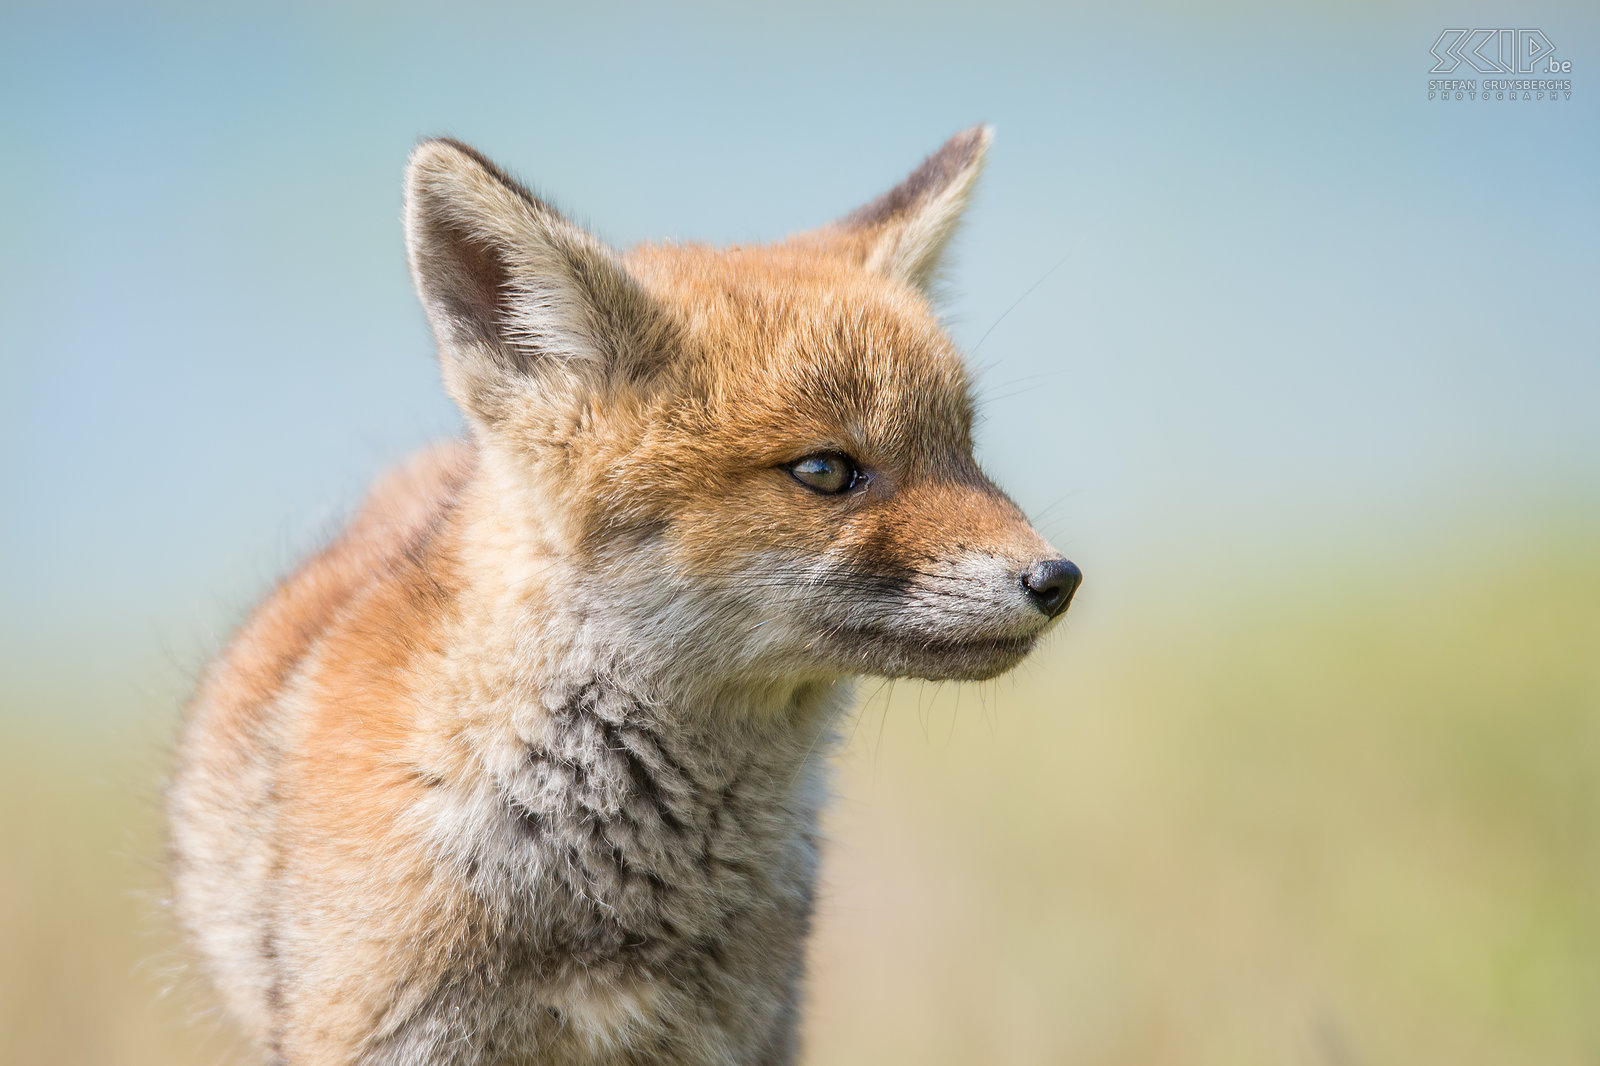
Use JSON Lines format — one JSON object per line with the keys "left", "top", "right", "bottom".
{"left": 828, "top": 625, "right": 1040, "bottom": 680}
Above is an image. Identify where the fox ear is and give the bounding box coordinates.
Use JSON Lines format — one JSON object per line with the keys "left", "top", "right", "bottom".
{"left": 404, "top": 139, "right": 669, "bottom": 423}
{"left": 824, "top": 125, "right": 992, "bottom": 294}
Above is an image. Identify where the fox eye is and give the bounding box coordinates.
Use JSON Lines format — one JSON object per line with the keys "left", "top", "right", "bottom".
{"left": 787, "top": 453, "right": 862, "bottom": 495}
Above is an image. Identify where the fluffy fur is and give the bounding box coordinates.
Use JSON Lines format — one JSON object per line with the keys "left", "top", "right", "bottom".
{"left": 168, "top": 126, "right": 1079, "bottom": 1066}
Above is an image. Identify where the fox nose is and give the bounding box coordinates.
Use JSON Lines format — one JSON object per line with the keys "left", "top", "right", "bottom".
{"left": 1021, "top": 558, "right": 1082, "bottom": 618}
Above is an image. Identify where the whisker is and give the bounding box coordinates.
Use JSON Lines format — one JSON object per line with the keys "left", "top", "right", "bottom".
{"left": 968, "top": 252, "right": 1071, "bottom": 356}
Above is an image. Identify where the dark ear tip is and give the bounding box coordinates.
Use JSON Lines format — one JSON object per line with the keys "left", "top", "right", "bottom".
{"left": 842, "top": 124, "right": 993, "bottom": 232}
{"left": 959, "top": 123, "right": 994, "bottom": 150}
{"left": 406, "top": 140, "right": 477, "bottom": 203}
{"left": 940, "top": 124, "right": 993, "bottom": 169}
{"left": 405, "top": 138, "right": 543, "bottom": 218}
{"left": 407, "top": 138, "right": 493, "bottom": 185}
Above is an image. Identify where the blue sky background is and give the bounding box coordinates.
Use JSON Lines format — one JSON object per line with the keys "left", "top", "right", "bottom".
{"left": 3, "top": 1, "right": 1597, "bottom": 713}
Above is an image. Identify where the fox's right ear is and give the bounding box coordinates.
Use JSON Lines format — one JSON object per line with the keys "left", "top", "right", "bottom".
{"left": 404, "top": 139, "right": 671, "bottom": 424}
{"left": 815, "top": 125, "right": 992, "bottom": 295}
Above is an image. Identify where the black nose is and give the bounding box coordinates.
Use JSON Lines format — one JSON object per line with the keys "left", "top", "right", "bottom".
{"left": 1021, "top": 558, "right": 1082, "bottom": 618}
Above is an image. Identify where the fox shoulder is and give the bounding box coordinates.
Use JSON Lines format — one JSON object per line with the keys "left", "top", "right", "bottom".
{"left": 189, "top": 438, "right": 476, "bottom": 729}
{"left": 169, "top": 439, "right": 478, "bottom": 1044}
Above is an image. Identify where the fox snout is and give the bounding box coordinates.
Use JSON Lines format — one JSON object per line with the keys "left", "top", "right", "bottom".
{"left": 727, "top": 472, "right": 1082, "bottom": 682}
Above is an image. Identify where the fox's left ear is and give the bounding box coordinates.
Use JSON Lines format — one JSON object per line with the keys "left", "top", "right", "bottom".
{"left": 817, "top": 125, "right": 992, "bottom": 294}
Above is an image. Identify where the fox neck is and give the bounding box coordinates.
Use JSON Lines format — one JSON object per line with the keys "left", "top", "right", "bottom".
{"left": 441, "top": 450, "right": 851, "bottom": 764}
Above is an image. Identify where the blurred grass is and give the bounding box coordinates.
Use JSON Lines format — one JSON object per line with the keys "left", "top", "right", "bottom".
{"left": 3, "top": 515, "right": 1597, "bottom": 1065}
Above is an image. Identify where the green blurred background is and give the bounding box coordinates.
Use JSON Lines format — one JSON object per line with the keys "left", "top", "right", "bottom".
{"left": 2, "top": 1, "right": 1597, "bottom": 1063}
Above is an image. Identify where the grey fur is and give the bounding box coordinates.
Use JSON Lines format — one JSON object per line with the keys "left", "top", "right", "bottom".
{"left": 371, "top": 678, "right": 835, "bottom": 1065}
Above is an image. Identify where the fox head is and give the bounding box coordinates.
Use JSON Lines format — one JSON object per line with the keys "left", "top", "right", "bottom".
{"left": 404, "top": 128, "right": 1079, "bottom": 687}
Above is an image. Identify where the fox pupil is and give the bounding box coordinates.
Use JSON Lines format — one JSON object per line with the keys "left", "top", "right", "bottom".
{"left": 788, "top": 453, "right": 859, "bottom": 495}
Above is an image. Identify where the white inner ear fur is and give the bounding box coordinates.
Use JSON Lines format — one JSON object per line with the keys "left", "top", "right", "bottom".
{"left": 403, "top": 140, "right": 634, "bottom": 394}
{"left": 864, "top": 147, "right": 989, "bottom": 291}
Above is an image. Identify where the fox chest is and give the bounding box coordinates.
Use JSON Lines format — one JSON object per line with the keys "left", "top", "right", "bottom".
{"left": 411, "top": 691, "right": 828, "bottom": 1061}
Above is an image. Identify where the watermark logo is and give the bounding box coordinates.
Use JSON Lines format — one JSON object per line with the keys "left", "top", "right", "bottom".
{"left": 1428, "top": 29, "right": 1575, "bottom": 101}
{"left": 1430, "top": 29, "right": 1564, "bottom": 74}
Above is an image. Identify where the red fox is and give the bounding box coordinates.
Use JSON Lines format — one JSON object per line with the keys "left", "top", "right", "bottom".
{"left": 168, "top": 126, "right": 1080, "bottom": 1066}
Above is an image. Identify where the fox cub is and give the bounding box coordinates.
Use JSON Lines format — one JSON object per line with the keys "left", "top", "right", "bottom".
{"left": 168, "top": 126, "right": 1080, "bottom": 1066}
